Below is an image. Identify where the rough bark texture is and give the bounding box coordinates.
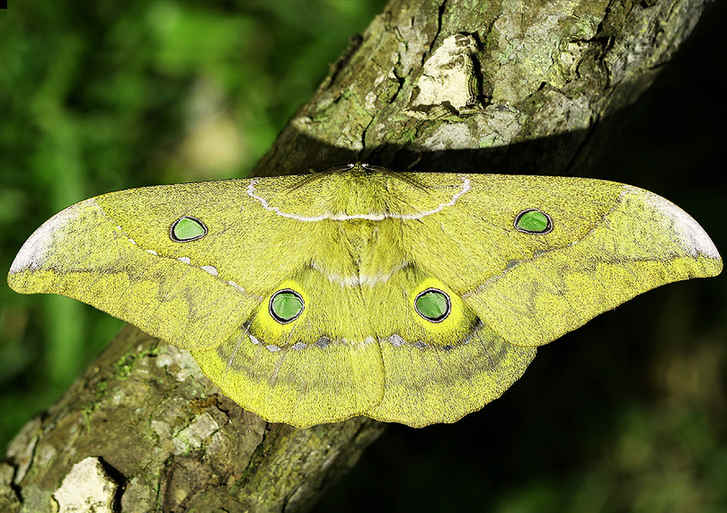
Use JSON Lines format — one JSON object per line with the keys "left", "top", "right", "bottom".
{"left": 0, "top": 0, "right": 706, "bottom": 512}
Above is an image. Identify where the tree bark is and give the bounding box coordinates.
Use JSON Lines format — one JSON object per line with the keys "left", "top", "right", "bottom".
{"left": 0, "top": 0, "right": 706, "bottom": 512}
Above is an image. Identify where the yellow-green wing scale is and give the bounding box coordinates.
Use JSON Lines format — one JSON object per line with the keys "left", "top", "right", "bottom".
{"left": 400, "top": 174, "right": 722, "bottom": 347}
{"left": 8, "top": 166, "right": 722, "bottom": 427}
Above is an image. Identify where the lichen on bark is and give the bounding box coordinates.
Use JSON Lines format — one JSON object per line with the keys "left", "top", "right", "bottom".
{"left": 2, "top": 0, "right": 707, "bottom": 512}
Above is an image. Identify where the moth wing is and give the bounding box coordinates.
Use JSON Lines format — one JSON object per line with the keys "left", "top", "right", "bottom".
{"left": 190, "top": 267, "right": 386, "bottom": 427}
{"left": 400, "top": 173, "right": 722, "bottom": 347}
{"left": 358, "top": 269, "right": 535, "bottom": 427}
{"left": 7, "top": 177, "right": 323, "bottom": 350}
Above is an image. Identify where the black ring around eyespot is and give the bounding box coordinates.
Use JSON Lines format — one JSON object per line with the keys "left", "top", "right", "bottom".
{"left": 414, "top": 288, "right": 451, "bottom": 323}
{"left": 269, "top": 289, "right": 305, "bottom": 324}
{"left": 513, "top": 209, "right": 553, "bottom": 234}
{"left": 169, "top": 216, "right": 208, "bottom": 242}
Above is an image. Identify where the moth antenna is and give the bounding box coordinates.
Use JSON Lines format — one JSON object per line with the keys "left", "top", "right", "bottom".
{"left": 385, "top": 170, "right": 430, "bottom": 192}
{"left": 289, "top": 163, "right": 356, "bottom": 191}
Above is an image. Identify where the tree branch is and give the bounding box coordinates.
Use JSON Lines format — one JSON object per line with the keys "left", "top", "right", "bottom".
{"left": 1, "top": 0, "right": 706, "bottom": 512}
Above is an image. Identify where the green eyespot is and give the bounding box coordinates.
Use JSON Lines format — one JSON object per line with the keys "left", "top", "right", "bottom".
{"left": 515, "top": 209, "right": 552, "bottom": 234}
{"left": 415, "top": 288, "right": 450, "bottom": 322}
{"left": 171, "top": 216, "right": 207, "bottom": 242}
{"left": 270, "top": 289, "right": 304, "bottom": 323}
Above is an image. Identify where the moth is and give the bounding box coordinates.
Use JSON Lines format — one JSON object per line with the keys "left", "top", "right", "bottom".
{"left": 8, "top": 163, "right": 722, "bottom": 427}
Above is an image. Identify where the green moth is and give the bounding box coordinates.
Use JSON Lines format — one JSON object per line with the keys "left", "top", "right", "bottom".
{"left": 7, "top": 163, "right": 722, "bottom": 428}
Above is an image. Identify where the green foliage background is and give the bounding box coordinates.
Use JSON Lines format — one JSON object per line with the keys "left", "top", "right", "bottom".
{"left": 0, "top": 2, "right": 725, "bottom": 512}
